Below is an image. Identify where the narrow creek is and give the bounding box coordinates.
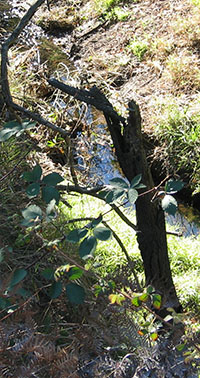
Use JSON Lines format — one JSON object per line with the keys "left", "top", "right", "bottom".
{"left": 72, "top": 108, "right": 200, "bottom": 238}
{"left": 2, "top": 0, "right": 200, "bottom": 238}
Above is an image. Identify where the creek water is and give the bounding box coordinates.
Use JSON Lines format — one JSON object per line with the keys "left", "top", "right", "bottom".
{"left": 2, "top": 0, "right": 200, "bottom": 238}
{"left": 73, "top": 109, "right": 200, "bottom": 238}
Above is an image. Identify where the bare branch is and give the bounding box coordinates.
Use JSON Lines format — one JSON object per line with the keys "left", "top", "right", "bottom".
{"left": 0, "top": 0, "right": 69, "bottom": 137}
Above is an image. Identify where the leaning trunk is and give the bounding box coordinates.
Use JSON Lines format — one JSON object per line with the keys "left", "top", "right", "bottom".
{"left": 104, "top": 100, "right": 180, "bottom": 310}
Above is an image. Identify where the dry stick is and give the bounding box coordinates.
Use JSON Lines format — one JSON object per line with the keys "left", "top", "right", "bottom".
{"left": 1, "top": 0, "right": 69, "bottom": 137}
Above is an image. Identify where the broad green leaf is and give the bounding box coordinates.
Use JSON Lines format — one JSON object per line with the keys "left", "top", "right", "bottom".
{"left": 91, "top": 215, "right": 103, "bottom": 228}
{"left": 0, "top": 119, "right": 36, "bottom": 141}
{"left": 146, "top": 285, "right": 154, "bottom": 294}
{"left": 109, "top": 177, "right": 129, "bottom": 189}
{"left": 41, "top": 268, "right": 55, "bottom": 280}
{"left": 22, "top": 165, "right": 42, "bottom": 183}
{"left": 176, "top": 343, "right": 186, "bottom": 352}
{"left": 26, "top": 183, "right": 40, "bottom": 198}
{"left": 66, "top": 228, "right": 88, "bottom": 243}
{"left": 42, "top": 172, "right": 64, "bottom": 186}
{"left": 98, "top": 190, "right": 109, "bottom": 200}
{"left": 68, "top": 267, "right": 83, "bottom": 281}
{"left": 66, "top": 283, "right": 85, "bottom": 304}
{"left": 105, "top": 190, "right": 114, "bottom": 203}
{"left": 109, "top": 294, "right": 117, "bottom": 304}
{"left": 9, "top": 269, "right": 27, "bottom": 289}
{"left": 134, "top": 183, "right": 146, "bottom": 189}
{"left": 152, "top": 294, "right": 162, "bottom": 309}
{"left": 150, "top": 332, "right": 158, "bottom": 341}
{"left": 93, "top": 227, "right": 112, "bottom": 241}
{"left": 21, "top": 205, "right": 42, "bottom": 226}
{"left": 42, "top": 186, "right": 60, "bottom": 204}
{"left": 130, "top": 174, "right": 142, "bottom": 188}
{"left": 165, "top": 179, "right": 184, "bottom": 194}
{"left": 139, "top": 293, "right": 149, "bottom": 302}
{"left": 161, "top": 195, "right": 177, "bottom": 216}
{"left": 128, "top": 188, "right": 138, "bottom": 204}
{"left": 131, "top": 296, "right": 141, "bottom": 307}
{"left": 49, "top": 281, "right": 62, "bottom": 299}
{"left": 79, "top": 236, "right": 97, "bottom": 259}
{"left": 112, "top": 189, "right": 126, "bottom": 201}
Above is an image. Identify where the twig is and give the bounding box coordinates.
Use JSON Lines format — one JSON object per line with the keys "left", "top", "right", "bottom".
{"left": 58, "top": 183, "right": 138, "bottom": 231}
{"left": 48, "top": 78, "right": 126, "bottom": 124}
{"left": 1, "top": 0, "right": 69, "bottom": 137}
{"left": 102, "top": 220, "right": 141, "bottom": 291}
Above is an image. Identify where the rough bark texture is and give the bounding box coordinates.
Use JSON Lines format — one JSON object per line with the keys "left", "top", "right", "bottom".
{"left": 99, "top": 94, "right": 180, "bottom": 309}
{"left": 46, "top": 81, "right": 180, "bottom": 309}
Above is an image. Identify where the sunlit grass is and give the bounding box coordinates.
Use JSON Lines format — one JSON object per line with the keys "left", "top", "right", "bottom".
{"left": 152, "top": 94, "right": 200, "bottom": 193}
{"left": 60, "top": 193, "right": 141, "bottom": 275}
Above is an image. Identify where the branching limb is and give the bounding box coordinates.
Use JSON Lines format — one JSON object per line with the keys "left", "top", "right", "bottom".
{"left": 1, "top": 0, "right": 69, "bottom": 136}
{"left": 58, "top": 184, "right": 138, "bottom": 231}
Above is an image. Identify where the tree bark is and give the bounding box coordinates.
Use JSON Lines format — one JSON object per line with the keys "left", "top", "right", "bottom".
{"left": 47, "top": 82, "right": 181, "bottom": 310}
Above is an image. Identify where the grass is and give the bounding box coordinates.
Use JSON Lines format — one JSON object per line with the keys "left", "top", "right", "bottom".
{"left": 152, "top": 95, "right": 200, "bottom": 193}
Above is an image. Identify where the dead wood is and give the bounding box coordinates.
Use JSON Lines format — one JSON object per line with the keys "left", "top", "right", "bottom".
{"left": 0, "top": 0, "right": 69, "bottom": 136}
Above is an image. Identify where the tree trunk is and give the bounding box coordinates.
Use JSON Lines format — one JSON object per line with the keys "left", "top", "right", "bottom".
{"left": 47, "top": 81, "right": 181, "bottom": 310}
{"left": 104, "top": 100, "right": 180, "bottom": 310}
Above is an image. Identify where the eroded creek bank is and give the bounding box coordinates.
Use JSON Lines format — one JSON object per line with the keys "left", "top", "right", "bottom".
{"left": 1, "top": 0, "right": 200, "bottom": 235}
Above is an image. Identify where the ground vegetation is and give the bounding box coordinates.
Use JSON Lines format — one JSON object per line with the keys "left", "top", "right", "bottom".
{"left": 0, "top": 0, "right": 200, "bottom": 376}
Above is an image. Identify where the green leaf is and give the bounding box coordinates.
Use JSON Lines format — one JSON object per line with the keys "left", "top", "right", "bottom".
{"left": 66, "top": 228, "right": 88, "bottom": 243}
{"left": 42, "top": 172, "right": 64, "bottom": 186}
{"left": 91, "top": 215, "right": 103, "bottom": 228}
{"left": 161, "top": 195, "right": 178, "bottom": 216}
{"left": 49, "top": 281, "right": 62, "bottom": 299}
{"left": 79, "top": 236, "right": 97, "bottom": 259}
{"left": 139, "top": 293, "right": 149, "bottom": 302}
{"left": 176, "top": 343, "right": 186, "bottom": 352}
{"left": 41, "top": 268, "right": 55, "bottom": 280}
{"left": 128, "top": 188, "right": 138, "bottom": 204}
{"left": 0, "top": 119, "right": 36, "bottom": 141}
{"left": 22, "top": 165, "right": 42, "bottom": 183}
{"left": 42, "top": 186, "right": 60, "bottom": 204}
{"left": 146, "top": 285, "right": 154, "bottom": 294}
{"left": 130, "top": 174, "right": 142, "bottom": 188}
{"left": 152, "top": 294, "right": 162, "bottom": 309}
{"left": 150, "top": 332, "right": 158, "bottom": 341}
{"left": 9, "top": 269, "right": 27, "bottom": 289}
{"left": 165, "top": 179, "right": 184, "bottom": 194}
{"left": 93, "top": 227, "right": 112, "bottom": 241}
{"left": 105, "top": 190, "right": 115, "bottom": 203}
{"left": 66, "top": 283, "right": 85, "bottom": 304}
{"left": 21, "top": 205, "right": 42, "bottom": 227}
{"left": 26, "top": 183, "right": 40, "bottom": 198}
{"left": 68, "top": 267, "right": 83, "bottom": 281}
{"left": 109, "top": 177, "right": 129, "bottom": 189}
{"left": 112, "top": 189, "right": 126, "bottom": 201}
{"left": 131, "top": 296, "right": 141, "bottom": 307}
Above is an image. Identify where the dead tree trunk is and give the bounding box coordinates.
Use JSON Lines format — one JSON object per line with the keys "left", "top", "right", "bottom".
{"left": 48, "top": 80, "right": 180, "bottom": 310}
